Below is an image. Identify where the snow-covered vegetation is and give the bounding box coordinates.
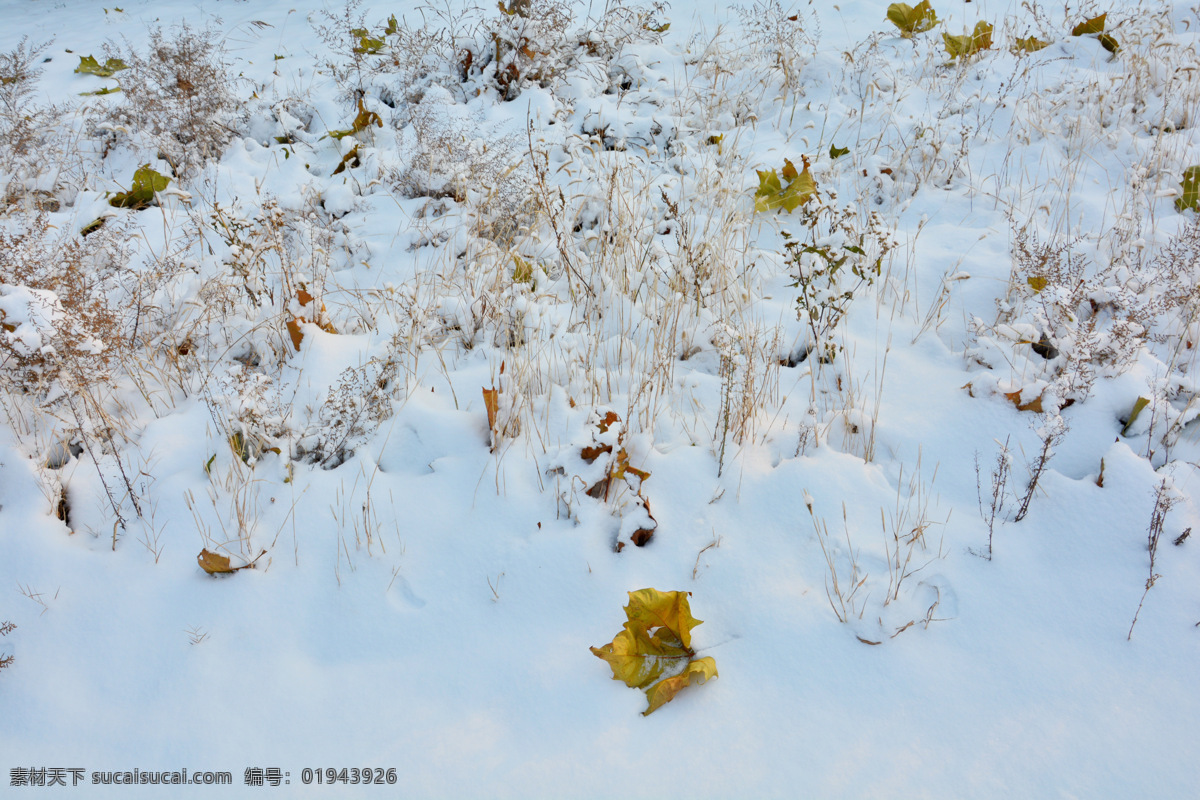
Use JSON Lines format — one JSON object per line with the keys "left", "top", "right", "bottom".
{"left": 2, "top": 0, "right": 1200, "bottom": 795}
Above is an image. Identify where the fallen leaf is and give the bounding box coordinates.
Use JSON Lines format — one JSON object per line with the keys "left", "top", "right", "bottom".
{"left": 1013, "top": 35, "right": 1051, "bottom": 53}
{"left": 1071, "top": 13, "right": 1106, "bottom": 36}
{"left": 74, "top": 54, "right": 128, "bottom": 77}
{"left": 1004, "top": 389, "right": 1044, "bottom": 413}
{"left": 886, "top": 1, "right": 939, "bottom": 38}
{"left": 483, "top": 387, "right": 500, "bottom": 431}
{"left": 197, "top": 548, "right": 235, "bottom": 574}
{"left": 642, "top": 657, "right": 718, "bottom": 715}
{"left": 581, "top": 443, "right": 613, "bottom": 462}
{"left": 591, "top": 589, "right": 717, "bottom": 715}
{"left": 109, "top": 165, "right": 170, "bottom": 209}
{"left": 286, "top": 317, "right": 304, "bottom": 351}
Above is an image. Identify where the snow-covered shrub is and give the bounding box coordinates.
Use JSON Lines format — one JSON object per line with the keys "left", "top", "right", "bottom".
{"left": 392, "top": 92, "right": 533, "bottom": 245}
{"left": 0, "top": 215, "right": 125, "bottom": 397}
{"left": 0, "top": 38, "right": 58, "bottom": 211}
{"left": 106, "top": 23, "right": 238, "bottom": 178}
{"left": 971, "top": 217, "right": 1200, "bottom": 410}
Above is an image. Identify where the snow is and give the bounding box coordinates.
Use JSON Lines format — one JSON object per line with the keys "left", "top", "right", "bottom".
{"left": 2, "top": 0, "right": 1199, "bottom": 796}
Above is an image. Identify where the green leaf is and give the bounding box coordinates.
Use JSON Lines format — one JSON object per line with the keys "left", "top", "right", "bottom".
{"left": 886, "top": 1, "right": 939, "bottom": 38}
{"left": 943, "top": 21, "right": 993, "bottom": 59}
{"left": 327, "top": 98, "right": 383, "bottom": 140}
{"left": 384, "top": 14, "right": 400, "bottom": 36}
{"left": 1121, "top": 396, "right": 1151, "bottom": 437}
{"left": 1026, "top": 275, "right": 1049, "bottom": 293}
{"left": 1097, "top": 33, "right": 1120, "bottom": 53}
{"left": 350, "top": 27, "right": 385, "bottom": 55}
{"left": 74, "top": 55, "right": 128, "bottom": 77}
{"left": 79, "top": 86, "right": 122, "bottom": 96}
{"left": 829, "top": 143, "right": 850, "bottom": 159}
{"left": 1071, "top": 13, "right": 1106, "bottom": 36}
{"left": 108, "top": 165, "right": 170, "bottom": 209}
{"left": 1176, "top": 165, "right": 1200, "bottom": 213}
{"left": 1013, "top": 35, "right": 1051, "bottom": 53}
{"left": 645, "top": 22, "right": 670, "bottom": 34}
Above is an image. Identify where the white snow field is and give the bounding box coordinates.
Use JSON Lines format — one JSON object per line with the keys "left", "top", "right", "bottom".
{"left": 2, "top": 0, "right": 1200, "bottom": 796}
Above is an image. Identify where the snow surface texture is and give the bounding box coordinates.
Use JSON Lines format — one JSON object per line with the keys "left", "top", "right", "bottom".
{"left": 2, "top": 0, "right": 1200, "bottom": 796}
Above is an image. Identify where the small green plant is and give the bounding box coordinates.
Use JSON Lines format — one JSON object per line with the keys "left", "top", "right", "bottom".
{"left": 886, "top": 1, "right": 939, "bottom": 38}
{"left": 1176, "top": 166, "right": 1200, "bottom": 213}
{"left": 783, "top": 192, "right": 894, "bottom": 363}
{"left": 591, "top": 589, "right": 718, "bottom": 716}
{"left": 943, "top": 21, "right": 993, "bottom": 60}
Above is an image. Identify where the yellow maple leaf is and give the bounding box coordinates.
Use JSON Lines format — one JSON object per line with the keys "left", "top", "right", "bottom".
{"left": 591, "top": 589, "right": 718, "bottom": 714}
{"left": 643, "top": 657, "right": 719, "bottom": 716}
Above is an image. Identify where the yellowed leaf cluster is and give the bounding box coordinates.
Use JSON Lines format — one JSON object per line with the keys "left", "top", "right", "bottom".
{"left": 591, "top": 589, "right": 718, "bottom": 715}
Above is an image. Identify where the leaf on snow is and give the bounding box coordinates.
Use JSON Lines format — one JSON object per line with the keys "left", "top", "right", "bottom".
{"left": 754, "top": 159, "right": 816, "bottom": 213}
{"left": 623, "top": 587, "right": 700, "bottom": 649}
{"left": 197, "top": 548, "right": 236, "bottom": 574}
{"left": 590, "top": 622, "right": 686, "bottom": 689}
{"left": 1013, "top": 35, "right": 1051, "bottom": 53}
{"left": 75, "top": 55, "right": 128, "bottom": 77}
{"left": 829, "top": 143, "right": 850, "bottom": 159}
{"left": 109, "top": 165, "right": 170, "bottom": 209}
{"left": 1177, "top": 166, "right": 1200, "bottom": 213}
{"left": 482, "top": 387, "right": 500, "bottom": 431}
{"left": 642, "top": 657, "right": 718, "bottom": 715}
{"left": 591, "top": 589, "right": 717, "bottom": 715}
{"left": 943, "top": 21, "right": 993, "bottom": 59}
{"left": 886, "top": 1, "right": 939, "bottom": 38}
{"left": 1071, "top": 14, "right": 1106, "bottom": 36}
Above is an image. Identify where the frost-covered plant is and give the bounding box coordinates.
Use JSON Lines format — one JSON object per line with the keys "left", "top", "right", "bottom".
{"left": 298, "top": 346, "right": 404, "bottom": 469}
{"left": 0, "top": 38, "right": 55, "bottom": 208}
{"left": 107, "top": 23, "right": 238, "bottom": 178}
{"left": 734, "top": 0, "right": 819, "bottom": 94}
{"left": 0, "top": 215, "right": 126, "bottom": 396}
{"left": 393, "top": 94, "right": 533, "bottom": 245}
{"left": 784, "top": 192, "right": 895, "bottom": 364}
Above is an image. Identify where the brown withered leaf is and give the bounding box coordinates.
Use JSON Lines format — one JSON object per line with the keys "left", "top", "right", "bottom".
{"left": 482, "top": 387, "right": 499, "bottom": 431}
{"left": 197, "top": 548, "right": 236, "bottom": 574}
{"left": 286, "top": 318, "right": 305, "bottom": 351}
{"left": 1004, "top": 389, "right": 1044, "bottom": 413}
{"left": 581, "top": 443, "right": 613, "bottom": 463}
{"left": 632, "top": 528, "right": 654, "bottom": 547}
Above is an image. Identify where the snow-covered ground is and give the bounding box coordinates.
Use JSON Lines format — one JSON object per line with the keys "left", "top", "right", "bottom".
{"left": 2, "top": 0, "right": 1199, "bottom": 796}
